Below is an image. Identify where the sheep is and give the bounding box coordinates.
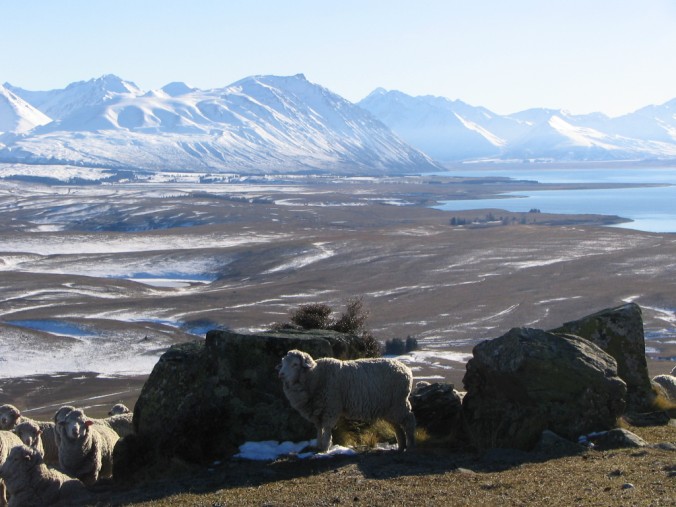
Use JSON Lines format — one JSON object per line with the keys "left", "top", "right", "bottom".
{"left": 277, "top": 349, "right": 416, "bottom": 452}
{"left": 0, "top": 444, "right": 88, "bottom": 507}
{"left": 101, "top": 412, "right": 134, "bottom": 438}
{"left": 0, "top": 430, "right": 23, "bottom": 507}
{"left": 53, "top": 405, "right": 76, "bottom": 450}
{"left": 108, "top": 403, "right": 131, "bottom": 416}
{"left": 653, "top": 374, "right": 676, "bottom": 403}
{"left": 57, "top": 409, "right": 119, "bottom": 486}
{"left": 0, "top": 405, "right": 59, "bottom": 467}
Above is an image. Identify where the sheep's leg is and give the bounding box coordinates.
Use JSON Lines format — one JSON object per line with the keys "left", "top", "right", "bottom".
{"left": 403, "top": 411, "right": 416, "bottom": 450}
{"left": 316, "top": 424, "right": 333, "bottom": 452}
{"left": 0, "top": 480, "right": 7, "bottom": 507}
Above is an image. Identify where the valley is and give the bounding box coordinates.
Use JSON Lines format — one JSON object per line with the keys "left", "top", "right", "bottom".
{"left": 0, "top": 172, "right": 675, "bottom": 420}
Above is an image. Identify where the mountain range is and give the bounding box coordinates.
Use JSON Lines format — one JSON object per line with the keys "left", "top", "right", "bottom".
{"left": 1, "top": 74, "right": 675, "bottom": 176}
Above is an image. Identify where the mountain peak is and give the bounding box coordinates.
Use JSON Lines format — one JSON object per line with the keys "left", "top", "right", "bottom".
{"left": 161, "top": 81, "right": 195, "bottom": 97}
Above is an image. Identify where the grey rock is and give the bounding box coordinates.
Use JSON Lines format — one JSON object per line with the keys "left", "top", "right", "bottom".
{"left": 462, "top": 327, "right": 627, "bottom": 450}
{"left": 551, "top": 302, "right": 654, "bottom": 413}
{"left": 589, "top": 428, "right": 648, "bottom": 450}
{"left": 409, "top": 382, "right": 464, "bottom": 442}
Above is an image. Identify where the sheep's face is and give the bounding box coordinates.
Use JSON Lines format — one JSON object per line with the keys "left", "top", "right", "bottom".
{"left": 62, "top": 412, "right": 91, "bottom": 440}
{"left": 0, "top": 405, "right": 20, "bottom": 430}
{"left": 277, "top": 350, "right": 315, "bottom": 385}
{"left": 16, "top": 424, "right": 41, "bottom": 448}
{"left": 54, "top": 406, "right": 74, "bottom": 426}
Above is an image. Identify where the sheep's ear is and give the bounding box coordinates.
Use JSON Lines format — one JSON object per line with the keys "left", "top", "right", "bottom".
{"left": 85, "top": 420, "right": 94, "bottom": 428}
{"left": 301, "top": 356, "right": 315, "bottom": 369}
{"left": 37, "top": 429, "right": 43, "bottom": 436}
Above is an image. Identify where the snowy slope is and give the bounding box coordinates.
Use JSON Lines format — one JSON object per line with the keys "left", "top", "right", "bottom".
{"left": 0, "top": 74, "right": 438, "bottom": 174}
{"left": 0, "top": 84, "right": 52, "bottom": 134}
{"left": 361, "top": 90, "right": 676, "bottom": 162}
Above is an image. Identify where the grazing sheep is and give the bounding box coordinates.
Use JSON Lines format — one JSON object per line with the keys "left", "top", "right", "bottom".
{"left": 0, "top": 444, "right": 88, "bottom": 507}
{"left": 1, "top": 430, "right": 23, "bottom": 507}
{"left": 0, "top": 405, "right": 59, "bottom": 468}
{"left": 58, "top": 409, "right": 119, "bottom": 486}
{"left": 108, "top": 403, "right": 131, "bottom": 416}
{"left": 653, "top": 374, "right": 676, "bottom": 403}
{"left": 277, "top": 349, "right": 416, "bottom": 452}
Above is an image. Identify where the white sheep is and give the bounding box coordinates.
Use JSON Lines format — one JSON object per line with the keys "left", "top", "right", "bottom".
{"left": 277, "top": 349, "right": 416, "bottom": 452}
{"left": 13, "top": 421, "right": 47, "bottom": 464}
{"left": 53, "top": 405, "right": 76, "bottom": 450}
{"left": 101, "top": 413, "right": 134, "bottom": 438}
{"left": 653, "top": 374, "right": 676, "bottom": 403}
{"left": 108, "top": 403, "right": 131, "bottom": 416}
{"left": 0, "top": 430, "right": 23, "bottom": 507}
{"left": 0, "top": 444, "right": 88, "bottom": 507}
{"left": 57, "top": 409, "right": 119, "bottom": 486}
{"left": 0, "top": 405, "right": 59, "bottom": 467}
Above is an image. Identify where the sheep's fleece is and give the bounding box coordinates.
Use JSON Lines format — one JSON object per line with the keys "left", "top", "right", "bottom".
{"left": 278, "top": 349, "right": 416, "bottom": 452}
{"left": 0, "top": 444, "right": 88, "bottom": 507}
{"left": 1, "top": 430, "right": 23, "bottom": 507}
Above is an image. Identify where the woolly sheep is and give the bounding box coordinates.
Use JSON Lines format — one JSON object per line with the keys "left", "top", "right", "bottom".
{"left": 13, "top": 421, "right": 47, "bottom": 464}
{"left": 0, "top": 405, "right": 59, "bottom": 467}
{"left": 108, "top": 403, "right": 131, "bottom": 416}
{"left": 653, "top": 374, "right": 676, "bottom": 403}
{"left": 58, "top": 409, "right": 119, "bottom": 486}
{"left": 277, "top": 349, "right": 416, "bottom": 452}
{"left": 0, "top": 430, "right": 23, "bottom": 507}
{"left": 53, "top": 405, "right": 76, "bottom": 450}
{"left": 0, "top": 444, "right": 88, "bottom": 507}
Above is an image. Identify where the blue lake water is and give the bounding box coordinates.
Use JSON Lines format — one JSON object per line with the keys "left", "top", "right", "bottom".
{"left": 432, "top": 166, "right": 676, "bottom": 233}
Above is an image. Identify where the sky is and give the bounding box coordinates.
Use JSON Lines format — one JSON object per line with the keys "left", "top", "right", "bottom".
{"left": 2, "top": 0, "right": 675, "bottom": 117}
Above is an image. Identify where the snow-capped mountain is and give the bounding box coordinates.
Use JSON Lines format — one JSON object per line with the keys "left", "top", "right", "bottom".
{"left": 0, "top": 84, "right": 52, "bottom": 134}
{"left": 360, "top": 90, "right": 676, "bottom": 162}
{"left": 0, "top": 74, "right": 438, "bottom": 175}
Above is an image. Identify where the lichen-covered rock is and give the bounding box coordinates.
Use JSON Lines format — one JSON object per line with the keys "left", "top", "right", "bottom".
{"left": 462, "top": 327, "right": 626, "bottom": 451}
{"left": 551, "top": 302, "right": 654, "bottom": 413}
{"left": 115, "top": 328, "right": 372, "bottom": 477}
{"left": 409, "top": 383, "right": 464, "bottom": 444}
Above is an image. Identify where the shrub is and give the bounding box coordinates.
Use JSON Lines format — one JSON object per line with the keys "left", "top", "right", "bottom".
{"left": 290, "top": 303, "right": 333, "bottom": 330}
{"left": 384, "top": 335, "right": 419, "bottom": 355}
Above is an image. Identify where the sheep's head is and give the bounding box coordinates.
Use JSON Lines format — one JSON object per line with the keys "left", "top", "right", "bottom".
{"left": 14, "top": 421, "right": 42, "bottom": 448}
{"left": 108, "top": 403, "right": 130, "bottom": 416}
{"left": 5, "top": 444, "right": 42, "bottom": 476}
{"left": 61, "top": 410, "right": 92, "bottom": 441}
{"left": 277, "top": 349, "right": 316, "bottom": 385}
{"left": 0, "top": 404, "right": 21, "bottom": 430}
{"left": 54, "top": 405, "right": 75, "bottom": 426}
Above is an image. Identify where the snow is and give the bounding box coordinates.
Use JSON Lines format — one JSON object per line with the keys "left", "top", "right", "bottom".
{"left": 234, "top": 439, "right": 357, "bottom": 461}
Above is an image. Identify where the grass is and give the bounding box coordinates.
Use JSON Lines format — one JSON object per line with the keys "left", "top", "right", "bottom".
{"left": 81, "top": 420, "right": 674, "bottom": 507}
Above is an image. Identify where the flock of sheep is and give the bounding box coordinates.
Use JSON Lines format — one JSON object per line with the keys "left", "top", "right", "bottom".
{"left": 0, "top": 349, "right": 416, "bottom": 506}
{"left": 0, "top": 403, "right": 132, "bottom": 506}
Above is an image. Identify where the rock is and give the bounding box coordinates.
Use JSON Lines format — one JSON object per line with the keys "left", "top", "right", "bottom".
{"left": 533, "top": 430, "right": 587, "bottom": 457}
{"left": 114, "top": 328, "right": 372, "bottom": 476}
{"left": 409, "top": 383, "right": 464, "bottom": 443}
{"left": 551, "top": 303, "right": 654, "bottom": 413}
{"left": 462, "top": 327, "right": 627, "bottom": 451}
{"left": 622, "top": 410, "right": 671, "bottom": 427}
{"left": 587, "top": 428, "right": 648, "bottom": 450}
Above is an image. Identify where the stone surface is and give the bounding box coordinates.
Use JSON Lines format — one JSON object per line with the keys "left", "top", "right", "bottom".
{"left": 551, "top": 302, "right": 654, "bottom": 413}
{"left": 114, "top": 328, "right": 372, "bottom": 476}
{"left": 409, "top": 382, "right": 464, "bottom": 443}
{"left": 532, "top": 430, "right": 587, "bottom": 457}
{"left": 462, "top": 327, "right": 627, "bottom": 450}
{"left": 588, "top": 428, "right": 648, "bottom": 450}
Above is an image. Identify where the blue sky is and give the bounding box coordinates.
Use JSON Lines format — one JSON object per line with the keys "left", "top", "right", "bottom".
{"left": 2, "top": 0, "right": 675, "bottom": 116}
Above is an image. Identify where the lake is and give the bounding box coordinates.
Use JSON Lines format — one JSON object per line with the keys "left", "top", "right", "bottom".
{"left": 433, "top": 166, "right": 676, "bottom": 233}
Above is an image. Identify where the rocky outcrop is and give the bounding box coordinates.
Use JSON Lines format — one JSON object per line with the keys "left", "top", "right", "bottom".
{"left": 551, "top": 302, "right": 654, "bottom": 413}
{"left": 114, "top": 328, "right": 372, "bottom": 476}
{"left": 462, "top": 327, "right": 627, "bottom": 451}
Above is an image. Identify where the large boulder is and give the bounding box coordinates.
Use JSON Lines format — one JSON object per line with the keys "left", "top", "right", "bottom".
{"left": 114, "top": 328, "right": 372, "bottom": 476}
{"left": 551, "top": 302, "right": 654, "bottom": 413}
{"left": 462, "top": 327, "right": 627, "bottom": 451}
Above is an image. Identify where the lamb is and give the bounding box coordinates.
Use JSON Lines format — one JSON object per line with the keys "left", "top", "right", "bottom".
{"left": 57, "top": 409, "right": 119, "bottom": 486}
{"left": 0, "top": 405, "right": 59, "bottom": 467}
{"left": 0, "top": 444, "right": 88, "bottom": 507}
{"left": 108, "top": 403, "right": 131, "bottom": 416}
{"left": 0, "top": 430, "right": 23, "bottom": 507}
{"left": 277, "top": 349, "right": 416, "bottom": 452}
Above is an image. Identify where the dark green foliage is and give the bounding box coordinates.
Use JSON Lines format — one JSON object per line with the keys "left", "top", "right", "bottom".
{"left": 284, "top": 297, "right": 381, "bottom": 357}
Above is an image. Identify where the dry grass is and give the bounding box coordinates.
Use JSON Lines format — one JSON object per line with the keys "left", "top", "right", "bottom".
{"left": 82, "top": 421, "right": 674, "bottom": 507}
